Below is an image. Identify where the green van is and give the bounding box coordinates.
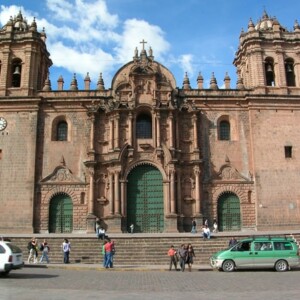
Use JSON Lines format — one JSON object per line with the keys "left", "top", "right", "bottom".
{"left": 210, "top": 236, "right": 300, "bottom": 272}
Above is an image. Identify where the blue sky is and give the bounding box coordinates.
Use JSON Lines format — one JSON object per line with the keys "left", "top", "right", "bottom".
{"left": 1, "top": 0, "right": 300, "bottom": 90}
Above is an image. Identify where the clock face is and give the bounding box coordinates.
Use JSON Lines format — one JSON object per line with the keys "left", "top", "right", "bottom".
{"left": 0, "top": 117, "right": 7, "bottom": 131}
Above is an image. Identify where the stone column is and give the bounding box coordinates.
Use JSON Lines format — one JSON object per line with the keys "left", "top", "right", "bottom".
{"left": 85, "top": 165, "right": 96, "bottom": 233}
{"left": 89, "top": 114, "right": 95, "bottom": 150}
{"left": 109, "top": 172, "right": 114, "bottom": 215}
{"left": 251, "top": 49, "right": 265, "bottom": 87}
{"left": 176, "top": 169, "right": 184, "bottom": 232}
{"left": 176, "top": 170, "right": 182, "bottom": 215}
{"left": 114, "top": 115, "right": 120, "bottom": 149}
{"left": 294, "top": 61, "right": 300, "bottom": 87}
{"left": 24, "top": 47, "right": 33, "bottom": 93}
{"left": 156, "top": 112, "right": 161, "bottom": 147}
{"left": 165, "top": 169, "right": 178, "bottom": 233}
{"left": 168, "top": 112, "right": 174, "bottom": 149}
{"left": 128, "top": 112, "right": 133, "bottom": 146}
{"left": 109, "top": 118, "right": 113, "bottom": 150}
{"left": 0, "top": 47, "right": 10, "bottom": 96}
{"left": 88, "top": 168, "right": 95, "bottom": 214}
{"left": 275, "top": 49, "right": 287, "bottom": 86}
{"left": 120, "top": 179, "right": 126, "bottom": 216}
{"left": 170, "top": 168, "right": 176, "bottom": 214}
{"left": 85, "top": 112, "right": 97, "bottom": 233}
{"left": 192, "top": 113, "right": 198, "bottom": 150}
{"left": 194, "top": 165, "right": 201, "bottom": 215}
{"left": 114, "top": 170, "right": 120, "bottom": 215}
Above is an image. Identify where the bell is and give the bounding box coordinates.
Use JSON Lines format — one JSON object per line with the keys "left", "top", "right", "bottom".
{"left": 286, "top": 64, "right": 293, "bottom": 73}
{"left": 266, "top": 64, "right": 273, "bottom": 73}
{"left": 13, "top": 66, "right": 21, "bottom": 75}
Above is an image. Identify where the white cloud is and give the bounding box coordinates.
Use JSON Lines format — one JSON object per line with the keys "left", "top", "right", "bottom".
{"left": 46, "top": 0, "right": 75, "bottom": 21}
{"left": 46, "top": 0, "right": 119, "bottom": 29}
{"left": 115, "top": 18, "right": 170, "bottom": 63}
{"left": 177, "top": 54, "right": 194, "bottom": 78}
{"left": 49, "top": 42, "right": 116, "bottom": 81}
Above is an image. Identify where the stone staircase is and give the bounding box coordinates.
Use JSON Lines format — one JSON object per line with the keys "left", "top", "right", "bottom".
{"left": 6, "top": 232, "right": 300, "bottom": 266}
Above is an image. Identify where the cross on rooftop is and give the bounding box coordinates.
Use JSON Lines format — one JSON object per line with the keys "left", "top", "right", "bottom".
{"left": 140, "top": 39, "right": 147, "bottom": 50}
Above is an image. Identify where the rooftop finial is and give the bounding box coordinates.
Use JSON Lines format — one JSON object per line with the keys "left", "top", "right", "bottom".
{"left": 140, "top": 39, "right": 147, "bottom": 51}
{"left": 183, "top": 72, "right": 191, "bottom": 90}
{"left": 97, "top": 73, "right": 105, "bottom": 90}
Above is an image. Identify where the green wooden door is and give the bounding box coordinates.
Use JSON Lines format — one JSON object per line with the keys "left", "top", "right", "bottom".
{"left": 218, "top": 192, "right": 241, "bottom": 231}
{"left": 49, "top": 194, "right": 73, "bottom": 233}
{"left": 127, "top": 165, "right": 164, "bottom": 233}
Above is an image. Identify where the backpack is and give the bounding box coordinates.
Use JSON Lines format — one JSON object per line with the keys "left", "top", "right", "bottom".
{"left": 39, "top": 244, "right": 44, "bottom": 251}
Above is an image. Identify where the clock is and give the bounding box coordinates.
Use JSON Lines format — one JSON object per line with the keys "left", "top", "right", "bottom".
{"left": 0, "top": 117, "right": 7, "bottom": 131}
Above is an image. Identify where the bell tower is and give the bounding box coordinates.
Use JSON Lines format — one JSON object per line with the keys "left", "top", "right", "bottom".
{"left": 234, "top": 11, "right": 300, "bottom": 92}
{"left": 0, "top": 11, "right": 52, "bottom": 96}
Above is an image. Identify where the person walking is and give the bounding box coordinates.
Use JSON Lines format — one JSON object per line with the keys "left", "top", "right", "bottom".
{"left": 186, "top": 244, "right": 195, "bottom": 272}
{"left": 27, "top": 237, "right": 38, "bottom": 264}
{"left": 104, "top": 239, "right": 113, "bottom": 268}
{"left": 39, "top": 239, "right": 50, "bottom": 264}
{"left": 62, "top": 238, "right": 71, "bottom": 264}
{"left": 101, "top": 240, "right": 107, "bottom": 267}
{"left": 167, "top": 245, "right": 178, "bottom": 271}
{"left": 177, "top": 244, "right": 188, "bottom": 272}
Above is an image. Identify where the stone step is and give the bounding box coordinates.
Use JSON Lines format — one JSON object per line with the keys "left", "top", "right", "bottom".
{"left": 7, "top": 233, "right": 299, "bottom": 266}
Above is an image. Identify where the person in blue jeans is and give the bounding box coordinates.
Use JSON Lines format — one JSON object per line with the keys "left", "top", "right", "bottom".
{"left": 62, "top": 238, "right": 71, "bottom": 263}
{"left": 39, "top": 239, "right": 50, "bottom": 264}
{"left": 177, "top": 244, "right": 188, "bottom": 272}
{"left": 104, "top": 239, "right": 113, "bottom": 268}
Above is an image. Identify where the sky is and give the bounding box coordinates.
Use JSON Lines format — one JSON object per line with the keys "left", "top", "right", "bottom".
{"left": 1, "top": 0, "right": 300, "bottom": 90}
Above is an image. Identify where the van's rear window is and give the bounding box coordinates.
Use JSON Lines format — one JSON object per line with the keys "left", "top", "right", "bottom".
{"left": 6, "top": 243, "right": 23, "bottom": 254}
{"left": 274, "top": 242, "right": 293, "bottom": 250}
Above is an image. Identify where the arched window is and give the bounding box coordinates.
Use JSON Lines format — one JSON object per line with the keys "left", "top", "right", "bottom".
{"left": 11, "top": 59, "right": 22, "bottom": 88}
{"left": 136, "top": 114, "right": 152, "bottom": 138}
{"left": 265, "top": 58, "right": 275, "bottom": 86}
{"left": 285, "top": 58, "right": 296, "bottom": 87}
{"left": 57, "top": 121, "right": 68, "bottom": 141}
{"left": 219, "top": 120, "right": 230, "bottom": 141}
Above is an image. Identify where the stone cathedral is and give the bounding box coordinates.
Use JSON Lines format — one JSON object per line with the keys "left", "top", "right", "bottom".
{"left": 1, "top": 11, "right": 300, "bottom": 234}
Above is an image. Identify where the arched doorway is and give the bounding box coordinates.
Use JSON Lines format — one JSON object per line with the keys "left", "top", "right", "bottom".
{"left": 217, "top": 192, "right": 241, "bottom": 231}
{"left": 49, "top": 194, "right": 73, "bottom": 233}
{"left": 127, "top": 165, "right": 164, "bottom": 233}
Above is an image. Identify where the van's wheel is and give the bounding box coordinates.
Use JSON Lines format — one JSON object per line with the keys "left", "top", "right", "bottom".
{"left": 222, "top": 260, "right": 235, "bottom": 272}
{"left": 275, "top": 260, "right": 288, "bottom": 272}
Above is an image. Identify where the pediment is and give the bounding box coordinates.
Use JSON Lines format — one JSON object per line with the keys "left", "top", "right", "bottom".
{"left": 213, "top": 164, "right": 250, "bottom": 182}
{"left": 40, "top": 166, "right": 83, "bottom": 184}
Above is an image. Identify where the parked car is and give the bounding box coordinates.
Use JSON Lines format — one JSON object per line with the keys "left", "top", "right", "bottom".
{"left": 0, "top": 241, "right": 24, "bottom": 275}
{"left": 210, "top": 236, "right": 300, "bottom": 272}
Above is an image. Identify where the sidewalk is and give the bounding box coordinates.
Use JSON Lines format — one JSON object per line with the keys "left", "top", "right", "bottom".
{"left": 24, "top": 262, "right": 212, "bottom": 272}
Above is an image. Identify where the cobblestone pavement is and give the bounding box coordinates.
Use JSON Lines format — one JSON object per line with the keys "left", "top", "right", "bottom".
{"left": 1, "top": 266, "right": 300, "bottom": 300}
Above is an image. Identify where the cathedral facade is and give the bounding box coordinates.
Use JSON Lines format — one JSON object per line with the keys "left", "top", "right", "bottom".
{"left": 1, "top": 12, "right": 300, "bottom": 233}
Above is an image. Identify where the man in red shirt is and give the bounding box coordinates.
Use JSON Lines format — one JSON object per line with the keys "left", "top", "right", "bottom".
{"left": 167, "top": 245, "right": 178, "bottom": 271}
{"left": 104, "top": 240, "right": 113, "bottom": 268}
